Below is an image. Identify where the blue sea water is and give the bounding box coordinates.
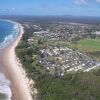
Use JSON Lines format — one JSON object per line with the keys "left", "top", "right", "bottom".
{"left": 0, "top": 19, "right": 20, "bottom": 100}
{"left": 0, "top": 19, "right": 19, "bottom": 48}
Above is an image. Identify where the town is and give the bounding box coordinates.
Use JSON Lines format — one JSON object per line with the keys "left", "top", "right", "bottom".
{"left": 22, "top": 22, "right": 100, "bottom": 77}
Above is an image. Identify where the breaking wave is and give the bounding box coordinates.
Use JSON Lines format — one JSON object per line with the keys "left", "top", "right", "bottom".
{"left": 0, "top": 73, "right": 12, "bottom": 100}
{"left": 0, "top": 19, "right": 19, "bottom": 49}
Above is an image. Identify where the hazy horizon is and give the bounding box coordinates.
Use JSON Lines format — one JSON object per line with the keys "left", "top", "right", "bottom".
{"left": 0, "top": 0, "right": 100, "bottom": 16}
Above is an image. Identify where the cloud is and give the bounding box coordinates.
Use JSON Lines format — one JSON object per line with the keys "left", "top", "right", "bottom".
{"left": 96, "top": 0, "right": 100, "bottom": 3}
{"left": 12, "top": 8, "right": 16, "bottom": 10}
{"left": 73, "top": 0, "right": 87, "bottom": 5}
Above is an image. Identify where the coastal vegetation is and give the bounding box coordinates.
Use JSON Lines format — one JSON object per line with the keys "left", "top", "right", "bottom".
{"left": 15, "top": 27, "right": 100, "bottom": 100}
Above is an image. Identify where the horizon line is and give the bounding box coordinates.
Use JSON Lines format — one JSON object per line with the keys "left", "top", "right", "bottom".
{"left": 0, "top": 14, "right": 100, "bottom": 18}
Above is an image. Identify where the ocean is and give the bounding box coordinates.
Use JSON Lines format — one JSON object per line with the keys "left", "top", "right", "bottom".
{"left": 0, "top": 19, "right": 19, "bottom": 48}
{"left": 0, "top": 19, "right": 20, "bottom": 100}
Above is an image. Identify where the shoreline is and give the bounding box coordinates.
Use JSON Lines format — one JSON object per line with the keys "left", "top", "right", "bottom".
{"left": 0, "top": 23, "right": 33, "bottom": 100}
{"left": 0, "top": 19, "right": 19, "bottom": 49}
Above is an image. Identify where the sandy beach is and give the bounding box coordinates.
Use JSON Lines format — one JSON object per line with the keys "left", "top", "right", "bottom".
{"left": 0, "top": 24, "right": 32, "bottom": 100}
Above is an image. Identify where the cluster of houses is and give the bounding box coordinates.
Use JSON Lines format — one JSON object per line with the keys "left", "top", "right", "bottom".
{"left": 34, "top": 25, "right": 100, "bottom": 43}
{"left": 23, "top": 22, "right": 100, "bottom": 43}
{"left": 24, "top": 22, "right": 100, "bottom": 76}
{"left": 39, "top": 46, "right": 100, "bottom": 76}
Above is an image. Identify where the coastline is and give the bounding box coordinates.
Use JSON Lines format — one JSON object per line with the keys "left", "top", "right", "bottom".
{"left": 0, "top": 23, "right": 32, "bottom": 100}
{"left": 0, "top": 19, "right": 19, "bottom": 49}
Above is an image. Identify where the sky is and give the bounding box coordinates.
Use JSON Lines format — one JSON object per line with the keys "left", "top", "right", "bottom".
{"left": 0, "top": 0, "right": 100, "bottom": 16}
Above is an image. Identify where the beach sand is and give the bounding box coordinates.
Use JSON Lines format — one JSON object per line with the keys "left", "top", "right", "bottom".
{"left": 0, "top": 24, "right": 32, "bottom": 100}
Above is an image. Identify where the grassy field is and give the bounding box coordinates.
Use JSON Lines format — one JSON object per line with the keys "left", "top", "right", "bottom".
{"left": 69, "top": 39, "right": 100, "bottom": 60}
{"left": 70, "top": 39, "right": 100, "bottom": 52}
